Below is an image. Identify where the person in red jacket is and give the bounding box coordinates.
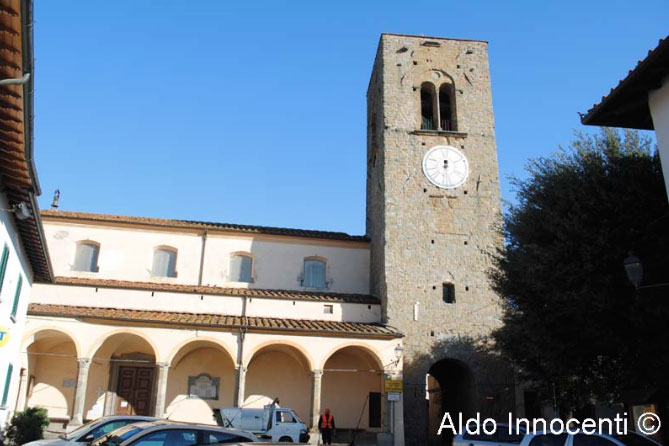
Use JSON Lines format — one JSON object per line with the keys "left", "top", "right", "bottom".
{"left": 319, "top": 408, "right": 335, "bottom": 445}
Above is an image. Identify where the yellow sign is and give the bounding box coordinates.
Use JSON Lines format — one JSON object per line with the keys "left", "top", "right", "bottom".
{"left": 384, "top": 379, "right": 403, "bottom": 393}
{"left": 0, "top": 325, "right": 9, "bottom": 347}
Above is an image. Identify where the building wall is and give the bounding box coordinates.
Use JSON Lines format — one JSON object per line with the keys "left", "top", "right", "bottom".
{"left": 0, "top": 195, "right": 35, "bottom": 427}
{"left": 366, "top": 34, "right": 507, "bottom": 445}
{"left": 42, "top": 219, "right": 370, "bottom": 295}
{"left": 649, "top": 75, "right": 669, "bottom": 199}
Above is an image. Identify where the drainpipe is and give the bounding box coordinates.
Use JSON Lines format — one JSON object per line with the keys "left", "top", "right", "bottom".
{"left": 235, "top": 295, "right": 249, "bottom": 407}
{"left": 197, "top": 229, "right": 208, "bottom": 286}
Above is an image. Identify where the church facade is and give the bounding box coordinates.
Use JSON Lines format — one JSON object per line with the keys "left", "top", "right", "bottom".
{"left": 8, "top": 33, "right": 513, "bottom": 446}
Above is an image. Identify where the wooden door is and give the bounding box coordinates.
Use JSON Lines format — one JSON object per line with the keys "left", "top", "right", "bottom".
{"left": 116, "top": 366, "right": 154, "bottom": 415}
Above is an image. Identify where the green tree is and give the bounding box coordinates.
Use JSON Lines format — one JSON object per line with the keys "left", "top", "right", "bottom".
{"left": 5, "top": 407, "right": 49, "bottom": 446}
{"left": 491, "top": 128, "right": 669, "bottom": 411}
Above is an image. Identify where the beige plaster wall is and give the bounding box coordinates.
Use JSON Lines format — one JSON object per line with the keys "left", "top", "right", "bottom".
{"left": 26, "top": 340, "right": 77, "bottom": 420}
{"left": 31, "top": 283, "right": 382, "bottom": 324}
{"left": 245, "top": 350, "right": 311, "bottom": 422}
{"left": 165, "top": 347, "right": 235, "bottom": 424}
{"left": 42, "top": 220, "right": 370, "bottom": 295}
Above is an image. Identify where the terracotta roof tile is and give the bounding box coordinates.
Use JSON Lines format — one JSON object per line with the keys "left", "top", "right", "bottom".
{"left": 52, "top": 276, "right": 380, "bottom": 304}
{"left": 28, "top": 303, "right": 403, "bottom": 338}
{"left": 0, "top": 0, "right": 52, "bottom": 282}
{"left": 41, "top": 210, "right": 369, "bottom": 243}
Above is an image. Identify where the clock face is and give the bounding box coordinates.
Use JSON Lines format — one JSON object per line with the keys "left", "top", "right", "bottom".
{"left": 422, "top": 145, "right": 470, "bottom": 189}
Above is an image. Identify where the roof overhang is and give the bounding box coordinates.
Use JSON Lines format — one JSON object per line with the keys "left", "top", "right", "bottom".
{"left": 0, "top": 0, "right": 53, "bottom": 282}
{"left": 581, "top": 36, "right": 669, "bottom": 130}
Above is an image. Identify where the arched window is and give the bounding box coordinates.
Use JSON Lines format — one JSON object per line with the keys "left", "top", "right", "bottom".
{"left": 439, "top": 84, "right": 455, "bottom": 131}
{"left": 420, "top": 83, "right": 437, "bottom": 130}
{"left": 302, "top": 258, "right": 326, "bottom": 289}
{"left": 230, "top": 253, "right": 253, "bottom": 283}
{"left": 152, "top": 247, "right": 177, "bottom": 278}
{"left": 73, "top": 242, "right": 100, "bottom": 272}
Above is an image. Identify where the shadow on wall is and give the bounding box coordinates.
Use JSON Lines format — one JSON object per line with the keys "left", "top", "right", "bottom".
{"left": 403, "top": 337, "right": 516, "bottom": 446}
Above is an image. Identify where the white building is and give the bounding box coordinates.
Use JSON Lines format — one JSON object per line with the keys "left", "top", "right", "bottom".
{"left": 0, "top": 0, "right": 53, "bottom": 430}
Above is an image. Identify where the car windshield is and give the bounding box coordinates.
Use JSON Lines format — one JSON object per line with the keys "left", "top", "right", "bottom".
{"left": 60, "top": 418, "right": 101, "bottom": 440}
{"left": 91, "top": 425, "right": 143, "bottom": 446}
{"left": 612, "top": 433, "right": 659, "bottom": 446}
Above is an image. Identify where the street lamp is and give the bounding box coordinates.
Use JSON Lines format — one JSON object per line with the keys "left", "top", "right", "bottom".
{"left": 394, "top": 344, "right": 404, "bottom": 364}
{"left": 624, "top": 254, "right": 644, "bottom": 289}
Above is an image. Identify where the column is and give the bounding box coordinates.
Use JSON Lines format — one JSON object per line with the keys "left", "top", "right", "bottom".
{"left": 310, "top": 369, "right": 323, "bottom": 431}
{"left": 234, "top": 366, "right": 246, "bottom": 407}
{"left": 14, "top": 368, "right": 28, "bottom": 412}
{"left": 71, "top": 358, "right": 91, "bottom": 425}
{"left": 154, "top": 363, "right": 169, "bottom": 418}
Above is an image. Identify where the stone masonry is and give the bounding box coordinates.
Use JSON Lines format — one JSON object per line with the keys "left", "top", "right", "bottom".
{"left": 366, "top": 34, "right": 508, "bottom": 445}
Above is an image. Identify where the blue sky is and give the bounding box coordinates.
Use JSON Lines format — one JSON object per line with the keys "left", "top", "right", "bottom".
{"left": 33, "top": 1, "right": 667, "bottom": 235}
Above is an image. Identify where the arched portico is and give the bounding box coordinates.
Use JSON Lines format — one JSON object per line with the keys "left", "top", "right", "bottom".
{"left": 86, "top": 332, "right": 157, "bottom": 422}
{"left": 244, "top": 342, "right": 313, "bottom": 422}
{"left": 23, "top": 329, "right": 79, "bottom": 422}
{"left": 163, "top": 340, "right": 236, "bottom": 423}
{"left": 321, "top": 345, "right": 385, "bottom": 432}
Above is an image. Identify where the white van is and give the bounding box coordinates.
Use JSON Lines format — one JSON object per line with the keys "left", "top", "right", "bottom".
{"left": 213, "top": 404, "right": 309, "bottom": 443}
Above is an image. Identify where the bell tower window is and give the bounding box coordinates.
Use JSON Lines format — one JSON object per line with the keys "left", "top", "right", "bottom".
{"left": 420, "top": 82, "right": 437, "bottom": 130}
{"left": 439, "top": 84, "right": 455, "bottom": 131}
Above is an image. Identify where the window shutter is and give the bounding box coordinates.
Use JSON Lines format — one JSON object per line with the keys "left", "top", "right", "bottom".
{"left": 1, "top": 363, "right": 13, "bottom": 407}
{"left": 11, "top": 275, "right": 23, "bottom": 318}
{"left": 0, "top": 244, "right": 8, "bottom": 294}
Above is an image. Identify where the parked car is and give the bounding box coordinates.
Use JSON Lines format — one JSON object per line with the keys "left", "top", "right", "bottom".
{"left": 454, "top": 423, "right": 526, "bottom": 446}
{"left": 90, "top": 421, "right": 259, "bottom": 446}
{"left": 520, "top": 431, "right": 662, "bottom": 446}
{"left": 23, "top": 416, "right": 158, "bottom": 446}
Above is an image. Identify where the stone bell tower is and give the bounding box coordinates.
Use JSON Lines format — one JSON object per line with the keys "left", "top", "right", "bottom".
{"left": 366, "top": 34, "right": 511, "bottom": 445}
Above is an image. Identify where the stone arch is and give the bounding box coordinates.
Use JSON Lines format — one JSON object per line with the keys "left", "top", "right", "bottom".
{"left": 427, "top": 358, "right": 476, "bottom": 445}
{"left": 166, "top": 337, "right": 236, "bottom": 367}
{"left": 86, "top": 328, "right": 160, "bottom": 360}
{"left": 22, "top": 326, "right": 82, "bottom": 359}
{"left": 319, "top": 342, "right": 385, "bottom": 371}
{"left": 243, "top": 339, "right": 314, "bottom": 370}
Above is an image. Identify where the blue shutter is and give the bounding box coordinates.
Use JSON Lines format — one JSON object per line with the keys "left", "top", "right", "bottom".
{"left": 11, "top": 275, "right": 23, "bottom": 318}
{"left": 0, "top": 244, "right": 8, "bottom": 293}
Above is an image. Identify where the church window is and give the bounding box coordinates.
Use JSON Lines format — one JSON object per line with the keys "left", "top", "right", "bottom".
{"left": 302, "top": 258, "right": 326, "bottom": 289}
{"left": 73, "top": 241, "right": 100, "bottom": 272}
{"left": 420, "top": 82, "right": 437, "bottom": 130}
{"left": 230, "top": 253, "right": 253, "bottom": 283}
{"left": 152, "top": 247, "right": 177, "bottom": 277}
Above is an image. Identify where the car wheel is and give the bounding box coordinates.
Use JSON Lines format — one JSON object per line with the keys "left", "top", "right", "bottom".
{"left": 279, "top": 436, "right": 293, "bottom": 442}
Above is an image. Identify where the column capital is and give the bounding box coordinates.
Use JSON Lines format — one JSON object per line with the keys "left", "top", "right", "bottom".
{"left": 156, "top": 362, "right": 169, "bottom": 369}
{"left": 311, "top": 369, "right": 323, "bottom": 378}
{"left": 236, "top": 365, "right": 247, "bottom": 373}
{"left": 77, "top": 358, "right": 91, "bottom": 367}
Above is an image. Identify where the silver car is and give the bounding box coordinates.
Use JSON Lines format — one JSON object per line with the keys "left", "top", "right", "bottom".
{"left": 90, "top": 421, "right": 259, "bottom": 446}
{"left": 454, "top": 423, "right": 526, "bottom": 446}
{"left": 519, "top": 430, "right": 662, "bottom": 446}
{"left": 25, "top": 416, "right": 158, "bottom": 446}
